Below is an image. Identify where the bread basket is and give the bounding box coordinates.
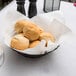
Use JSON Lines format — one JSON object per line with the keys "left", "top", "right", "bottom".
{"left": 4, "top": 10, "right": 71, "bottom": 58}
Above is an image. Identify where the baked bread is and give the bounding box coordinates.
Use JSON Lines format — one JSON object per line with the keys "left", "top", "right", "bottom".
{"left": 11, "top": 34, "right": 29, "bottom": 50}
{"left": 15, "top": 20, "right": 26, "bottom": 33}
{"left": 39, "top": 32, "right": 55, "bottom": 42}
{"left": 15, "top": 20, "right": 44, "bottom": 35}
{"left": 29, "top": 40, "right": 40, "bottom": 48}
{"left": 15, "top": 20, "right": 35, "bottom": 33}
{"left": 23, "top": 24, "right": 41, "bottom": 41}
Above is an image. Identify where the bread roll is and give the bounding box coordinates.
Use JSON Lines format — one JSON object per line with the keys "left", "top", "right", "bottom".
{"left": 15, "top": 20, "right": 26, "bottom": 33}
{"left": 23, "top": 24, "right": 41, "bottom": 41}
{"left": 29, "top": 40, "right": 40, "bottom": 48}
{"left": 15, "top": 20, "right": 44, "bottom": 34}
{"left": 15, "top": 20, "right": 36, "bottom": 33}
{"left": 11, "top": 34, "right": 29, "bottom": 50}
{"left": 39, "top": 32, "right": 55, "bottom": 42}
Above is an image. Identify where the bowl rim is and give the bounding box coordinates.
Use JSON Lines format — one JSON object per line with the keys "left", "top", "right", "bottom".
{"left": 11, "top": 45, "right": 60, "bottom": 58}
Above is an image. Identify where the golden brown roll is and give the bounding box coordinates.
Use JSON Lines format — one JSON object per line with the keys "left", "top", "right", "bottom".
{"left": 15, "top": 20, "right": 44, "bottom": 34}
{"left": 15, "top": 20, "right": 26, "bottom": 33}
{"left": 29, "top": 40, "right": 40, "bottom": 48}
{"left": 11, "top": 34, "right": 29, "bottom": 50}
{"left": 23, "top": 24, "right": 41, "bottom": 41}
{"left": 15, "top": 20, "right": 35, "bottom": 33}
{"left": 39, "top": 32, "right": 55, "bottom": 42}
